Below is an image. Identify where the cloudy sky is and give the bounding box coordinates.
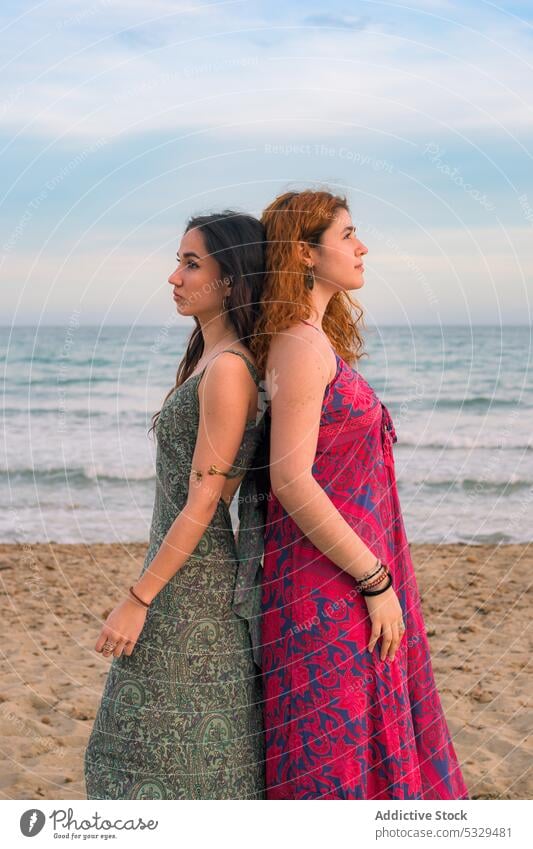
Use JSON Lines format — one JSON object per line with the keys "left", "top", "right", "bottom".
{"left": 1, "top": 0, "right": 532, "bottom": 326}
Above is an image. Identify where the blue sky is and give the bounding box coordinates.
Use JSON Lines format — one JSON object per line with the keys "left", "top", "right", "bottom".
{"left": 1, "top": 0, "right": 532, "bottom": 326}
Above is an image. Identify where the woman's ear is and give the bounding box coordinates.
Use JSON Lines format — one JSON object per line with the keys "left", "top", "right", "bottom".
{"left": 297, "top": 240, "right": 313, "bottom": 267}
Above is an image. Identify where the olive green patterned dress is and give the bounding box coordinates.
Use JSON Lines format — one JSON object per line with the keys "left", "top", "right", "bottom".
{"left": 84, "top": 350, "right": 266, "bottom": 800}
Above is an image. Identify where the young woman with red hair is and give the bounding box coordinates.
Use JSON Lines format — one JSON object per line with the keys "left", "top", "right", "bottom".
{"left": 249, "top": 189, "right": 469, "bottom": 800}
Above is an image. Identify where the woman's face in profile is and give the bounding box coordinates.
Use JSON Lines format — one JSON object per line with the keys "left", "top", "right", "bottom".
{"left": 168, "top": 228, "right": 229, "bottom": 317}
{"left": 312, "top": 207, "right": 368, "bottom": 294}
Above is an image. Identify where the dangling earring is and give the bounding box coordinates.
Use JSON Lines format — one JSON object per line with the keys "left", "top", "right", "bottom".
{"left": 305, "top": 266, "right": 315, "bottom": 290}
{"left": 222, "top": 277, "right": 232, "bottom": 313}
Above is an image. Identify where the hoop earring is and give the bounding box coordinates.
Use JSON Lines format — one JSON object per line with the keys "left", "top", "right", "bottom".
{"left": 305, "top": 266, "right": 315, "bottom": 290}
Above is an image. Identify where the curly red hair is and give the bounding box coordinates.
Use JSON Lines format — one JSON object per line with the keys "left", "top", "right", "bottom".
{"left": 250, "top": 189, "right": 367, "bottom": 376}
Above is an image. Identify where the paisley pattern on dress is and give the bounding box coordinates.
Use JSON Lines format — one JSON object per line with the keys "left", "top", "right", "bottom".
{"left": 84, "top": 350, "right": 266, "bottom": 799}
{"left": 261, "top": 337, "right": 470, "bottom": 800}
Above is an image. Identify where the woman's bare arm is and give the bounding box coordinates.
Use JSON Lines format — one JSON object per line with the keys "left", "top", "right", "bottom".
{"left": 267, "top": 325, "right": 379, "bottom": 581}
{"left": 132, "top": 352, "right": 253, "bottom": 602}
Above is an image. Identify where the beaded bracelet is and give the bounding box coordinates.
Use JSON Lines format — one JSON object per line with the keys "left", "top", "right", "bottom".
{"left": 359, "top": 570, "right": 393, "bottom": 597}
{"left": 356, "top": 571, "right": 388, "bottom": 593}
{"left": 358, "top": 568, "right": 390, "bottom": 591}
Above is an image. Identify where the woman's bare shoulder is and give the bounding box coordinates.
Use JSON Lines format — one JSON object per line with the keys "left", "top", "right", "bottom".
{"left": 268, "top": 323, "right": 334, "bottom": 385}
{"left": 269, "top": 322, "right": 323, "bottom": 353}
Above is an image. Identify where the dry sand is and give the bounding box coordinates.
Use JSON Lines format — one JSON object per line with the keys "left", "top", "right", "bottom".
{"left": 0, "top": 541, "right": 531, "bottom": 800}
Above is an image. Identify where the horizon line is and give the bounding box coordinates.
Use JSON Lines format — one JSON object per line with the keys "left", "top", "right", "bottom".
{"left": 2, "top": 323, "right": 532, "bottom": 329}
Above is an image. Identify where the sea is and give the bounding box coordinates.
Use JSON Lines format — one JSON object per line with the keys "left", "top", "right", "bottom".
{"left": 2, "top": 324, "right": 532, "bottom": 545}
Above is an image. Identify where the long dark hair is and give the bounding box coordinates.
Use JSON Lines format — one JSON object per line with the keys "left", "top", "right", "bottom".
{"left": 149, "top": 210, "right": 266, "bottom": 436}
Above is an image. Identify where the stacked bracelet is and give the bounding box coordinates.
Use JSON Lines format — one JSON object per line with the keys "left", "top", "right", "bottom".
{"left": 359, "top": 568, "right": 393, "bottom": 596}
{"left": 355, "top": 558, "right": 393, "bottom": 596}
{"left": 355, "top": 557, "right": 383, "bottom": 585}
{"left": 359, "top": 570, "right": 389, "bottom": 591}
{"left": 128, "top": 585, "right": 150, "bottom": 608}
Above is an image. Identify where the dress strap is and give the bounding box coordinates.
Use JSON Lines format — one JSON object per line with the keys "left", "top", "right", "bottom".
{"left": 220, "top": 349, "right": 261, "bottom": 387}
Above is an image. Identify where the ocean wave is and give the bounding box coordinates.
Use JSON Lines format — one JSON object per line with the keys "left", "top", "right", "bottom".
{"left": 445, "top": 531, "right": 517, "bottom": 545}
{"left": 407, "top": 530, "right": 521, "bottom": 545}
{"left": 2, "top": 407, "right": 152, "bottom": 421}
{"left": 432, "top": 397, "right": 529, "bottom": 409}
{"left": 0, "top": 464, "right": 156, "bottom": 484}
{"left": 401, "top": 476, "right": 532, "bottom": 494}
{"left": 3, "top": 407, "right": 106, "bottom": 418}
{"left": 397, "top": 434, "right": 533, "bottom": 450}
{"left": 19, "top": 376, "right": 119, "bottom": 387}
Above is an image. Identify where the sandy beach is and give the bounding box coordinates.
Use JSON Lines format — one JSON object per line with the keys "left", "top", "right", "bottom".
{"left": 0, "top": 541, "right": 531, "bottom": 800}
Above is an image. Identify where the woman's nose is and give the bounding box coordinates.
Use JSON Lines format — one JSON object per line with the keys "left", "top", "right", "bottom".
{"left": 168, "top": 267, "right": 182, "bottom": 285}
{"left": 356, "top": 240, "right": 368, "bottom": 256}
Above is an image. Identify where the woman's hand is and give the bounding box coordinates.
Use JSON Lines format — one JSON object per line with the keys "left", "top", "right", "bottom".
{"left": 94, "top": 597, "right": 148, "bottom": 658}
{"left": 363, "top": 584, "right": 405, "bottom": 661}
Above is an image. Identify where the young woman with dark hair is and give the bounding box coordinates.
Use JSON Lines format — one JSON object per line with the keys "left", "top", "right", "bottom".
{"left": 250, "top": 189, "right": 469, "bottom": 801}
{"left": 84, "top": 211, "right": 267, "bottom": 799}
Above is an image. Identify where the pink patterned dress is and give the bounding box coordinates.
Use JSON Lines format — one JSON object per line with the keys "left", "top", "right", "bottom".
{"left": 260, "top": 322, "right": 469, "bottom": 800}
